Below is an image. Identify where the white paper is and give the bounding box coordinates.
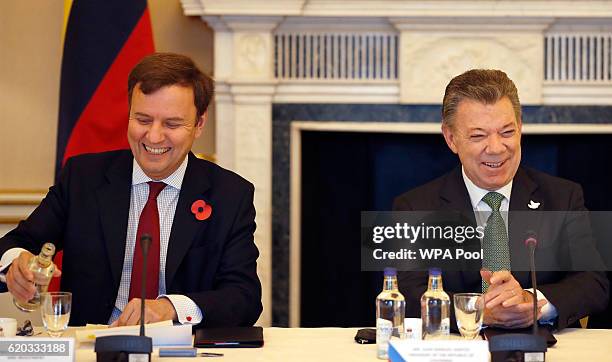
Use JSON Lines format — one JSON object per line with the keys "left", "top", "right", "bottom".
{"left": 75, "top": 320, "right": 192, "bottom": 346}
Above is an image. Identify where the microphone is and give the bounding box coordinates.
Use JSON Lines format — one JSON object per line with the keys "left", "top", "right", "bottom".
{"left": 524, "top": 230, "right": 537, "bottom": 248}
{"left": 524, "top": 230, "right": 539, "bottom": 335}
{"left": 488, "top": 231, "right": 547, "bottom": 362}
{"left": 95, "top": 234, "right": 153, "bottom": 361}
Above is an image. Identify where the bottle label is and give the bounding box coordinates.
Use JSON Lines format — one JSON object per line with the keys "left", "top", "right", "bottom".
{"left": 440, "top": 319, "right": 450, "bottom": 334}
{"left": 376, "top": 318, "right": 393, "bottom": 343}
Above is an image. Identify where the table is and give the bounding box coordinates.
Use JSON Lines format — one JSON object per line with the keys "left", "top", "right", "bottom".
{"left": 61, "top": 327, "right": 611, "bottom": 361}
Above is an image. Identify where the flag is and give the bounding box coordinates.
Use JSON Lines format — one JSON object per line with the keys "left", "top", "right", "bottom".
{"left": 56, "top": 0, "right": 155, "bottom": 175}
{"left": 52, "top": 0, "right": 155, "bottom": 292}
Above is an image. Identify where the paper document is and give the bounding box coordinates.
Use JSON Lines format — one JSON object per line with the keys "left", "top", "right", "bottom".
{"left": 75, "top": 320, "right": 192, "bottom": 346}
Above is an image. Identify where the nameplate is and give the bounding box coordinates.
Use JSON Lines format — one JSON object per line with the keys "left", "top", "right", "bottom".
{"left": 389, "top": 339, "right": 489, "bottom": 362}
{"left": 0, "top": 337, "right": 74, "bottom": 361}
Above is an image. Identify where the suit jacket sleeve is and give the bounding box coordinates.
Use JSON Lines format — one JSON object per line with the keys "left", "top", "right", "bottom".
{"left": 536, "top": 184, "right": 609, "bottom": 329}
{"left": 184, "top": 184, "right": 262, "bottom": 327}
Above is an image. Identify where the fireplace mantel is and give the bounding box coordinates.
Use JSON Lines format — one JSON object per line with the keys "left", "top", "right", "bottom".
{"left": 182, "top": 1, "right": 612, "bottom": 18}
{"left": 182, "top": 0, "right": 612, "bottom": 326}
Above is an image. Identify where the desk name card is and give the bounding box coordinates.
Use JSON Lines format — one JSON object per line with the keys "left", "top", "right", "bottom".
{"left": 389, "top": 339, "right": 489, "bottom": 362}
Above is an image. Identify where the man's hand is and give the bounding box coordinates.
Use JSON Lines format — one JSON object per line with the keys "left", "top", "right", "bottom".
{"left": 111, "top": 298, "right": 177, "bottom": 327}
{"left": 6, "top": 251, "right": 61, "bottom": 303}
{"left": 481, "top": 270, "right": 525, "bottom": 309}
{"left": 480, "top": 270, "right": 547, "bottom": 329}
{"left": 484, "top": 293, "right": 547, "bottom": 328}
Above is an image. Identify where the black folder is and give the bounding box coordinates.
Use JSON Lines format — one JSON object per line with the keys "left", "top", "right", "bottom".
{"left": 194, "top": 327, "right": 264, "bottom": 348}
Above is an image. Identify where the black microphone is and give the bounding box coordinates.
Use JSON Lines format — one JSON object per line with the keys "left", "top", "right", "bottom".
{"left": 488, "top": 231, "right": 547, "bottom": 362}
{"left": 524, "top": 230, "right": 539, "bottom": 336}
{"left": 95, "top": 234, "right": 153, "bottom": 362}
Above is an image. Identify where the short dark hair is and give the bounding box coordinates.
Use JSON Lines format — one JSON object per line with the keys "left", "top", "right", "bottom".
{"left": 442, "top": 69, "right": 521, "bottom": 128}
{"left": 128, "top": 52, "right": 214, "bottom": 119}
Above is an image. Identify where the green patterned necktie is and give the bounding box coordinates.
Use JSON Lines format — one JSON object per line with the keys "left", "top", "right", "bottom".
{"left": 481, "top": 191, "right": 511, "bottom": 292}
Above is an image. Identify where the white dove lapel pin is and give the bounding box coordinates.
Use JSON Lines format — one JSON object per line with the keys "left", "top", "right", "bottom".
{"left": 528, "top": 200, "right": 541, "bottom": 210}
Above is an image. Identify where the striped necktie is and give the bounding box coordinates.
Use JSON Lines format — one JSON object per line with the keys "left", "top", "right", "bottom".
{"left": 129, "top": 181, "right": 166, "bottom": 300}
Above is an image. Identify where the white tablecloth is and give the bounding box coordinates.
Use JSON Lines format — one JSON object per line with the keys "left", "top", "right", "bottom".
{"left": 62, "top": 327, "right": 612, "bottom": 361}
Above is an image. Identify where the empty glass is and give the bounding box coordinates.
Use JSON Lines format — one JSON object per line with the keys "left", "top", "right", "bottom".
{"left": 453, "top": 293, "right": 484, "bottom": 339}
{"left": 40, "top": 292, "right": 71, "bottom": 337}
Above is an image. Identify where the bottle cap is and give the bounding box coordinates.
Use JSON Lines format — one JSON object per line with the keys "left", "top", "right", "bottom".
{"left": 383, "top": 267, "right": 397, "bottom": 277}
{"left": 429, "top": 268, "right": 442, "bottom": 276}
{"left": 41, "top": 243, "right": 56, "bottom": 257}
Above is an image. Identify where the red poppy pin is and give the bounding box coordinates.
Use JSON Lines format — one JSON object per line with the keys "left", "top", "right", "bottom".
{"left": 191, "top": 200, "right": 212, "bottom": 221}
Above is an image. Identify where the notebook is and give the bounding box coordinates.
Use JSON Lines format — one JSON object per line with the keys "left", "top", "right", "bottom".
{"left": 194, "top": 326, "right": 264, "bottom": 348}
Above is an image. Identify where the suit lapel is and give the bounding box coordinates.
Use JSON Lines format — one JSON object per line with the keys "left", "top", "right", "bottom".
{"left": 165, "top": 153, "right": 212, "bottom": 287}
{"left": 439, "top": 167, "right": 474, "bottom": 215}
{"left": 509, "top": 167, "right": 539, "bottom": 213}
{"left": 96, "top": 152, "right": 133, "bottom": 289}
{"left": 509, "top": 167, "right": 542, "bottom": 282}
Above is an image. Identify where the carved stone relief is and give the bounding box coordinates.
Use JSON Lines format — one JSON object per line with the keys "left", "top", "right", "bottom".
{"left": 234, "top": 33, "right": 272, "bottom": 79}
{"left": 400, "top": 34, "right": 543, "bottom": 104}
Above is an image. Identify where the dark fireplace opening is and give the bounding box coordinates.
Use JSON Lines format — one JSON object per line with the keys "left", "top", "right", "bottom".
{"left": 300, "top": 131, "right": 612, "bottom": 327}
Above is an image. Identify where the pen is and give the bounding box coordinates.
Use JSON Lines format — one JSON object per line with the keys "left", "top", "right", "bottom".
{"left": 199, "top": 352, "right": 224, "bottom": 357}
{"left": 159, "top": 347, "right": 224, "bottom": 357}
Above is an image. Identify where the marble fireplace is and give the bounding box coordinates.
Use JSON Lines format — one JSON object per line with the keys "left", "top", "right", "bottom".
{"left": 181, "top": 0, "right": 612, "bottom": 326}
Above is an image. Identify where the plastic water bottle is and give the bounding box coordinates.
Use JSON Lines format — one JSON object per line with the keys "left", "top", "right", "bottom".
{"left": 376, "top": 267, "right": 405, "bottom": 359}
{"left": 421, "top": 268, "right": 450, "bottom": 339}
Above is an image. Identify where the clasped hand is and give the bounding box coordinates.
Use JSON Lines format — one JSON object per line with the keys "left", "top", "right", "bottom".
{"left": 480, "top": 270, "right": 547, "bottom": 329}
{"left": 110, "top": 298, "right": 177, "bottom": 327}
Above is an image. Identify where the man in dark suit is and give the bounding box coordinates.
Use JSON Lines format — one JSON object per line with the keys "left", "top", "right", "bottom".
{"left": 394, "top": 69, "right": 608, "bottom": 330}
{"left": 0, "top": 53, "right": 262, "bottom": 328}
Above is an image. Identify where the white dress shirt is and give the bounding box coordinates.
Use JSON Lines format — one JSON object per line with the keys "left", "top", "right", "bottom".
{"left": 108, "top": 156, "right": 203, "bottom": 325}
{"left": 461, "top": 167, "right": 558, "bottom": 323}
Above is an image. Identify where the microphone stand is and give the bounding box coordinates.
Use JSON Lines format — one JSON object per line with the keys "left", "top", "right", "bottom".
{"left": 95, "top": 234, "right": 153, "bottom": 362}
{"left": 489, "top": 232, "right": 547, "bottom": 362}
{"left": 529, "top": 240, "right": 539, "bottom": 336}
{"left": 140, "top": 236, "right": 150, "bottom": 338}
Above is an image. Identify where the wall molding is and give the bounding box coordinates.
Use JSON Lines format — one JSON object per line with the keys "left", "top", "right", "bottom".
{"left": 291, "top": 121, "right": 612, "bottom": 134}
{"left": 287, "top": 119, "right": 612, "bottom": 326}
{"left": 0, "top": 192, "right": 43, "bottom": 237}
{"left": 0, "top": 191, "right": 45, "bottom": 206}
{"left": 183, "top": 1, "right": 612, "bottom": 18}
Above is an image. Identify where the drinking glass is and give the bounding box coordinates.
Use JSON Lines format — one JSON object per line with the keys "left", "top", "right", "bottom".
{"left": 453, "top": 293, "right": 484, "bottom": 339}
{"left": 40, "top": 292, "right": 71, "bottom": 337}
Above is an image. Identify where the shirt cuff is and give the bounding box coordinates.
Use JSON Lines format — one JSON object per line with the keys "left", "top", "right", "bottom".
{"left": 0, "top": 248, "right": 29, "bottom": 275}
{"left": 525, "top": 288, "right": 558, "bottom": 324}
{"left": 158, "top": 294, "right": 203, "bottom": 325}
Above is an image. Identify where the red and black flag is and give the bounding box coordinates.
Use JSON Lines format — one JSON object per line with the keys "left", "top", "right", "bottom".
{"left": 56, "top": 0, "right": 155, "bottom": 177}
